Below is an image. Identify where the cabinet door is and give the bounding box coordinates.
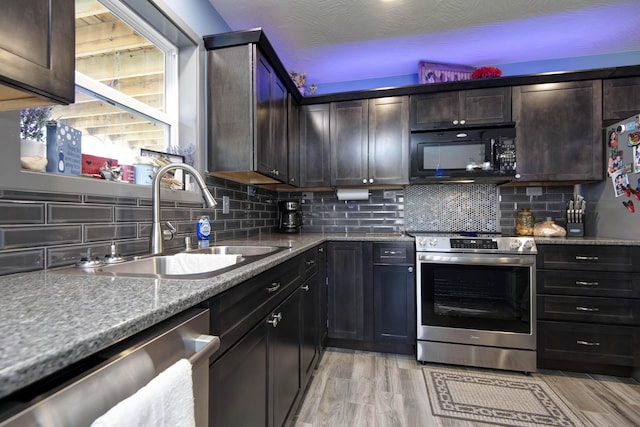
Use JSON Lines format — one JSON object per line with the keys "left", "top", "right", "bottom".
{"left": 513, "top": 80, "right": 603, "bottom": 182}
{"left": 460, "top": 87, "right": 512, "bottom": 126}
{"left": 410, "top": 92, "right": 459, "bottom": 130}
{"left": 210, "top": 322, "right": 268, "bottom": 427}
{"left": 287, "top": 97, "right": 300, "bottom": 186}
{"left": 256, "top": 52, "right": 288, "bottom": 181}
{"left": 330, "top": 100, "right": 369, "bottom": 186}
{"left": 299, "top": 104, "right": 331, "bottom": 187}
{"left": 317, "top": 245, "right": 328, "bottom": 350}
{"left": 368, "top": 96, "right": 409, "bottom": 185}
{"left": 373, "top": 264, "right": 415, "bottom": 344}
{"left": 300, "top": 271, "right": 319, "bottom": 386}
{"left": 269, "top": 290, "right": 301, "bottom": 427}
{"left": 0, "top": 0, "right": 74, "bottom": 107}
{"left": 327, "top": 242, "right": 365, "bottom": 340}
{"left": 603, "top": 77, "right": 640, "bottom": 121}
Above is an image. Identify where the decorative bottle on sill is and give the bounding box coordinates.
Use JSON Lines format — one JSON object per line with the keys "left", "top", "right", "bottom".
{"left": 516, "top": 208, "right": 534, "bottom": 236}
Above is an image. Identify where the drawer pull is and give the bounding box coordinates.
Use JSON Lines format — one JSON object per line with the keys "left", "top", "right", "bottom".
{"left": 306, "top": 260, "right": 316, "bottom": 266}
{"left": 575, "top": 255, "right": 598, "bottom": 261}
{"left": 575, "top": 281, "right": 598, "bottom": 286}
{"left": 266, "top": 282, "right": 281, "bottom": 293}
{"left": 301, "top": 284, "right": 310, "bottom": 291}
{"left": 266, "top": 312, "right": 282, "bottom": 327}
{"left": 575, "top": 306, "right": 600, "bottom": 312}
{"left": 576, "top": 340, "right": 600, "bottom": 346}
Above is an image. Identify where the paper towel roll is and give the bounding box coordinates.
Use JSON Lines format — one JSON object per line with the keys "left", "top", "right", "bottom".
{"left": 336, "top": 188, "right": 370, "bottom": 201}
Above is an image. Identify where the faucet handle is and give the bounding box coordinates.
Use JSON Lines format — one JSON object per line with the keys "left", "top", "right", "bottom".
{"left": 163, "top": 221, "right": 176, "bottom": 241}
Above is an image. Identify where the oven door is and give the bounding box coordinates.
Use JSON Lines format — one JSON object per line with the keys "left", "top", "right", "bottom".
{"left": 417, "top": 252, "right": 536, "bottom": 349}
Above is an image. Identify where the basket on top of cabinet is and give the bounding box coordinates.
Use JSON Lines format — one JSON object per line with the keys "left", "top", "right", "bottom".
{"left": 536, "top": 244, "right": 640, "bottom": 376}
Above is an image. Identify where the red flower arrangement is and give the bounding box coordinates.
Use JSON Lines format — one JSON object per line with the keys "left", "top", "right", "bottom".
{"left": 471, "top": 66, "right": 502, "bottom": 79}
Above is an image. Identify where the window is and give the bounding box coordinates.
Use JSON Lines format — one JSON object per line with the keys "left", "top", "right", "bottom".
{"left": 5, "top": 0, "right": 205, "bottom": 199}
{"left": 47, "top": 0, "right": 178, "bottom": 178}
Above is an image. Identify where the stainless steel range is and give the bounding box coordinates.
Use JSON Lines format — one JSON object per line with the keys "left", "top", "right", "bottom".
{"left": 413, "top": 233, "right": 537, "bottom": 373}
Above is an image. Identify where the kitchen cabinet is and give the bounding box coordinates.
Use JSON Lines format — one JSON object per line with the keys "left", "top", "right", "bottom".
{"left": 256, "top": 51, "right": 288, "bottom": 181}
{"left": 0, "top": 0, "right": 75, "bottom": 109}
{"left": 287, "top": 97, "right": 300, "bottom": 186}
{"left": 299, "top": 103, "right": 331, "bottom": 187}
{"left": 327, "top": 241, "right": 415, "bottom": 354}
{"left": 209, "top": 253, "right": 307, "bottom": 427}
{"left": 372, "top": 242, "right": 415, "bottom": 353}
{"left": 603, "top": 76, "right": 640, "bottom": 122}
{"left": 300, "top": 246, "right": 322, "bottom": 386}
{"left": 206, "top": 42, "right": 289, "bottom": 184}
{"left": 330, "top": 96, "right": 409, "bottom": 186}
{"left": 536, "top": 244, "right": 640, "bottom": 376}
{"left": 410, "top": 87, "right": 511, "bottom": 130}
{"left": 512, "top": 80, "right": 603, "bottom": 182}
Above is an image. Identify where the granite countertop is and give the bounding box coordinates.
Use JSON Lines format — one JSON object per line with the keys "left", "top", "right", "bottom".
{"left": 0, "top": 232, "right": 411, "bottom": 400}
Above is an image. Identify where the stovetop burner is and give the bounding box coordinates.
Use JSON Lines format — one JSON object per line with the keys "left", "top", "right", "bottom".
{"left": 410, "top": 232, "right": 537, "bottom": 254}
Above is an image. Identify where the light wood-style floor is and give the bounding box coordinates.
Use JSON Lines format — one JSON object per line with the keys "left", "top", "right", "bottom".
{"left": 293, "top": 348, "right": 640, "bottom": 427}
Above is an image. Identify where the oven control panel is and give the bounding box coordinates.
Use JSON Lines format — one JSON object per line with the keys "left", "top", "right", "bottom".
{"left": 414, "top": 235, "right": 536, "bottom": 253}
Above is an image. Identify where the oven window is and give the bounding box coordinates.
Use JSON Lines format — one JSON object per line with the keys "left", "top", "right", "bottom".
{"left": 420, "top": 142, "right": 485, "bottom": 171}
{"left": 421, "top": 263, "right": 531, "bottom": 333}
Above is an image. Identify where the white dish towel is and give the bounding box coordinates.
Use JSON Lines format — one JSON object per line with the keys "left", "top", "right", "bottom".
{"left": 91, "top": 358, "right": 195, "bottom": 427}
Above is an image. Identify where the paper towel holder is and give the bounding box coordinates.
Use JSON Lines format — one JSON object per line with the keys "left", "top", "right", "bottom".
{"left": 336, "top": 188, "right": 370, "bottom": 201}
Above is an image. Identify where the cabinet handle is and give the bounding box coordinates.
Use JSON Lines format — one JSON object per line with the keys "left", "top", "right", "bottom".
{"left": 271, "top": 169, "right": 279, "bottom": 176}
{"left": 368, "top": 178, "right": 374, "bottom": 184}
{"left": 408, "top": 267, "right": 414, "bottom": 273}
{"left": 575, "top": 280, "right": 598, "bottom": 286}
{"left": 576, "top": 340, "right": 600, "bottom": 346}
{"left": 306, "top": 260, "right": 316, "bottom": 266}
{"left": 452, "top": 119, "right": 459, "bottom": 125}
{"left": 362, "top": 178, "right": 368, "bottom": 184}
{"left": 575, "top": 306, "right": 600, "bottom": 312}
{"left": 318, "top": 247, "right": 324, "bottom": 253}
{"left": 266, "top": 312, "right": 282, "bottom": 327}
{"left": 266, "top": 282, "right": 281, "bottom": 293}
{"left": 301, "top": 284, "right": 310, "bottom": 291}
{"left": 575, "top": 255, "right": 598, "bottom": 261}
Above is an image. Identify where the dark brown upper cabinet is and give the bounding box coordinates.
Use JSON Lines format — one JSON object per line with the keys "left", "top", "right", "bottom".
{"left": 0, "top": 0, "right": 75, "bottom": 109}
{"left": 513, "top": 80, "right": 603, "bottom": 182}
{"left": 410, "top": 87, "right": 511, "bottom": 130}
{"left": 299, "top": 103, "right": 331, "bottom": 187}
{"left": 331, "top": 96, "right": 409, "bottom": 186}
{"left": 603, "top": 76, "right": 640, "bottom": 122}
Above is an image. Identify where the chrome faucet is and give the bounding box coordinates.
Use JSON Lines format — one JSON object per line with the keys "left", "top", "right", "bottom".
{"left": 151, "top": 163, "right": 217, "bottom": 254}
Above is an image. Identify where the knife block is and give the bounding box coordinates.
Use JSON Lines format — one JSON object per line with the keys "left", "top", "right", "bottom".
{"left": 567, "top": 223, "right": 584, "bottom": 237}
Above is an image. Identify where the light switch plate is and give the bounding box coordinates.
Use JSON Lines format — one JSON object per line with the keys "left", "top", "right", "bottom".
{"left": 301, "top": 192, "right": 314, "bottom": 200}
{"left": 222, "top": 196, "right": 230, "bottom": 214}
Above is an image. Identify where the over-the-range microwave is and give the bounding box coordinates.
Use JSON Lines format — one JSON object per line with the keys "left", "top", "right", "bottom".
{"left": 410, "top": 126, "right": 516, "bottom": 183}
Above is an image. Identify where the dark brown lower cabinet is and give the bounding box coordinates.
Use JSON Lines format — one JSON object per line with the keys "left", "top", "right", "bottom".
{"left": 327, "top": 241, "right": 415, "bottom": 354}
{"left": 536, "top": 244, "right": 640, "bottom": 376}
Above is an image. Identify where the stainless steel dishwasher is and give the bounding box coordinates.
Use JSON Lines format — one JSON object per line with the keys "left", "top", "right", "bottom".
{"left": 0, "top": 308, "right": 219, "bottom": 427}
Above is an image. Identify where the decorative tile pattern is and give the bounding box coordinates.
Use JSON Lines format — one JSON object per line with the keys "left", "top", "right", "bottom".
{"left": 406, "top": 184, "right": 498, "bottom": 232}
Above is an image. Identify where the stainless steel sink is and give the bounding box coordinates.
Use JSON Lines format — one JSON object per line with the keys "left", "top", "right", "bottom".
{"left": 185, "top": 245, "right": 283, "bottom": 256}
{"left": 54, "top": 245, "right": 288, "bottom": 279}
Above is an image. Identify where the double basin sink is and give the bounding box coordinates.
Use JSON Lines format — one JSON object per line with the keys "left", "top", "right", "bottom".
{"left": 57, "top": 245, "right": 288, "bottom": 280}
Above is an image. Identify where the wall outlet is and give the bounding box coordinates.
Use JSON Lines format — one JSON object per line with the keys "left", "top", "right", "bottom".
{"left": 383, "top": 190, "right": 396, "bottom": 199}
{"left": 222, "top": 196, "right": 230, "bottom": 214}
{"left": 247, "top": 186, "right": 256, "bottom": 197}
{"left": 301, "top": 192, "right": 314, "bottom": 201}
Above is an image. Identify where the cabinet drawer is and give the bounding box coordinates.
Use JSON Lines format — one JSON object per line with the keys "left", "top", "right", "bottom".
{"left": 537, "top": 245, "right": 640, "bottom": 272}
{"left": 537, "top": 295, "right": 640, "bottom": 325}
{"left": 210, "top": 255, "right": 304, "bottom": 356}
{"left": 538, "top": 270, "right": 640, "bottom": 298}
{"left": 372, "top": 242, "right": 415, "bottom": 264}
{"left": 303, "top": 247, "right": 319, "bottom": 274}
{"left": 538, "top": 321, "right": 637, "bottom": 366}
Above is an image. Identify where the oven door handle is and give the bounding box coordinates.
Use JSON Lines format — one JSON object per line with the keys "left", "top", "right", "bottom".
{"left": 417, "top": 253, "right": 535, "bottom": 267}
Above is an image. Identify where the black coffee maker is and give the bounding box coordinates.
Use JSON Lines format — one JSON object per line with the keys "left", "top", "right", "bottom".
{"left": 278, "top": 200, "right": 303, "bottom": 233}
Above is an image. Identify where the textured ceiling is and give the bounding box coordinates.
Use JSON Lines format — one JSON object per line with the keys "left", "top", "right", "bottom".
{"left": 207, "top": 0, "right": 640, "bottom": 85}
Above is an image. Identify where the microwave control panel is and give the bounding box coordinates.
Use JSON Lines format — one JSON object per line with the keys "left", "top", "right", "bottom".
{"left": 495, "top": 137, "right": 516, "bottom": 172}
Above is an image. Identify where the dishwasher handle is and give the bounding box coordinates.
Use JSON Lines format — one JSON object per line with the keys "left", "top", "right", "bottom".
{"left": 189, "top": 334, "right": 220, "bottom": 366}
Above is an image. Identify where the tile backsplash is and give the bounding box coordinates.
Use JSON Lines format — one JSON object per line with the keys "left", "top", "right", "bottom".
{"left": 0, "top": 181, "right": 574, "bottom": 276}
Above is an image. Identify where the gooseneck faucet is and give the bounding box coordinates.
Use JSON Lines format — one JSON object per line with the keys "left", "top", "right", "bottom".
{"left": 151, "top": 163, "right": 217, "bottom": 255}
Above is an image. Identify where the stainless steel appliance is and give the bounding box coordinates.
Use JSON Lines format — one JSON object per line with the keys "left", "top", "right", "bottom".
{"left": 410, "top": 127, "right": 516, "bottom": 183}
{"left": 278, "top": 200, "right": 303, "bottom": 233}
{"left": 414, "top": 233, "right": 537, "bottom": 373}
{"left": 0, "top": 309, "right": 219, "bottom": 427}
